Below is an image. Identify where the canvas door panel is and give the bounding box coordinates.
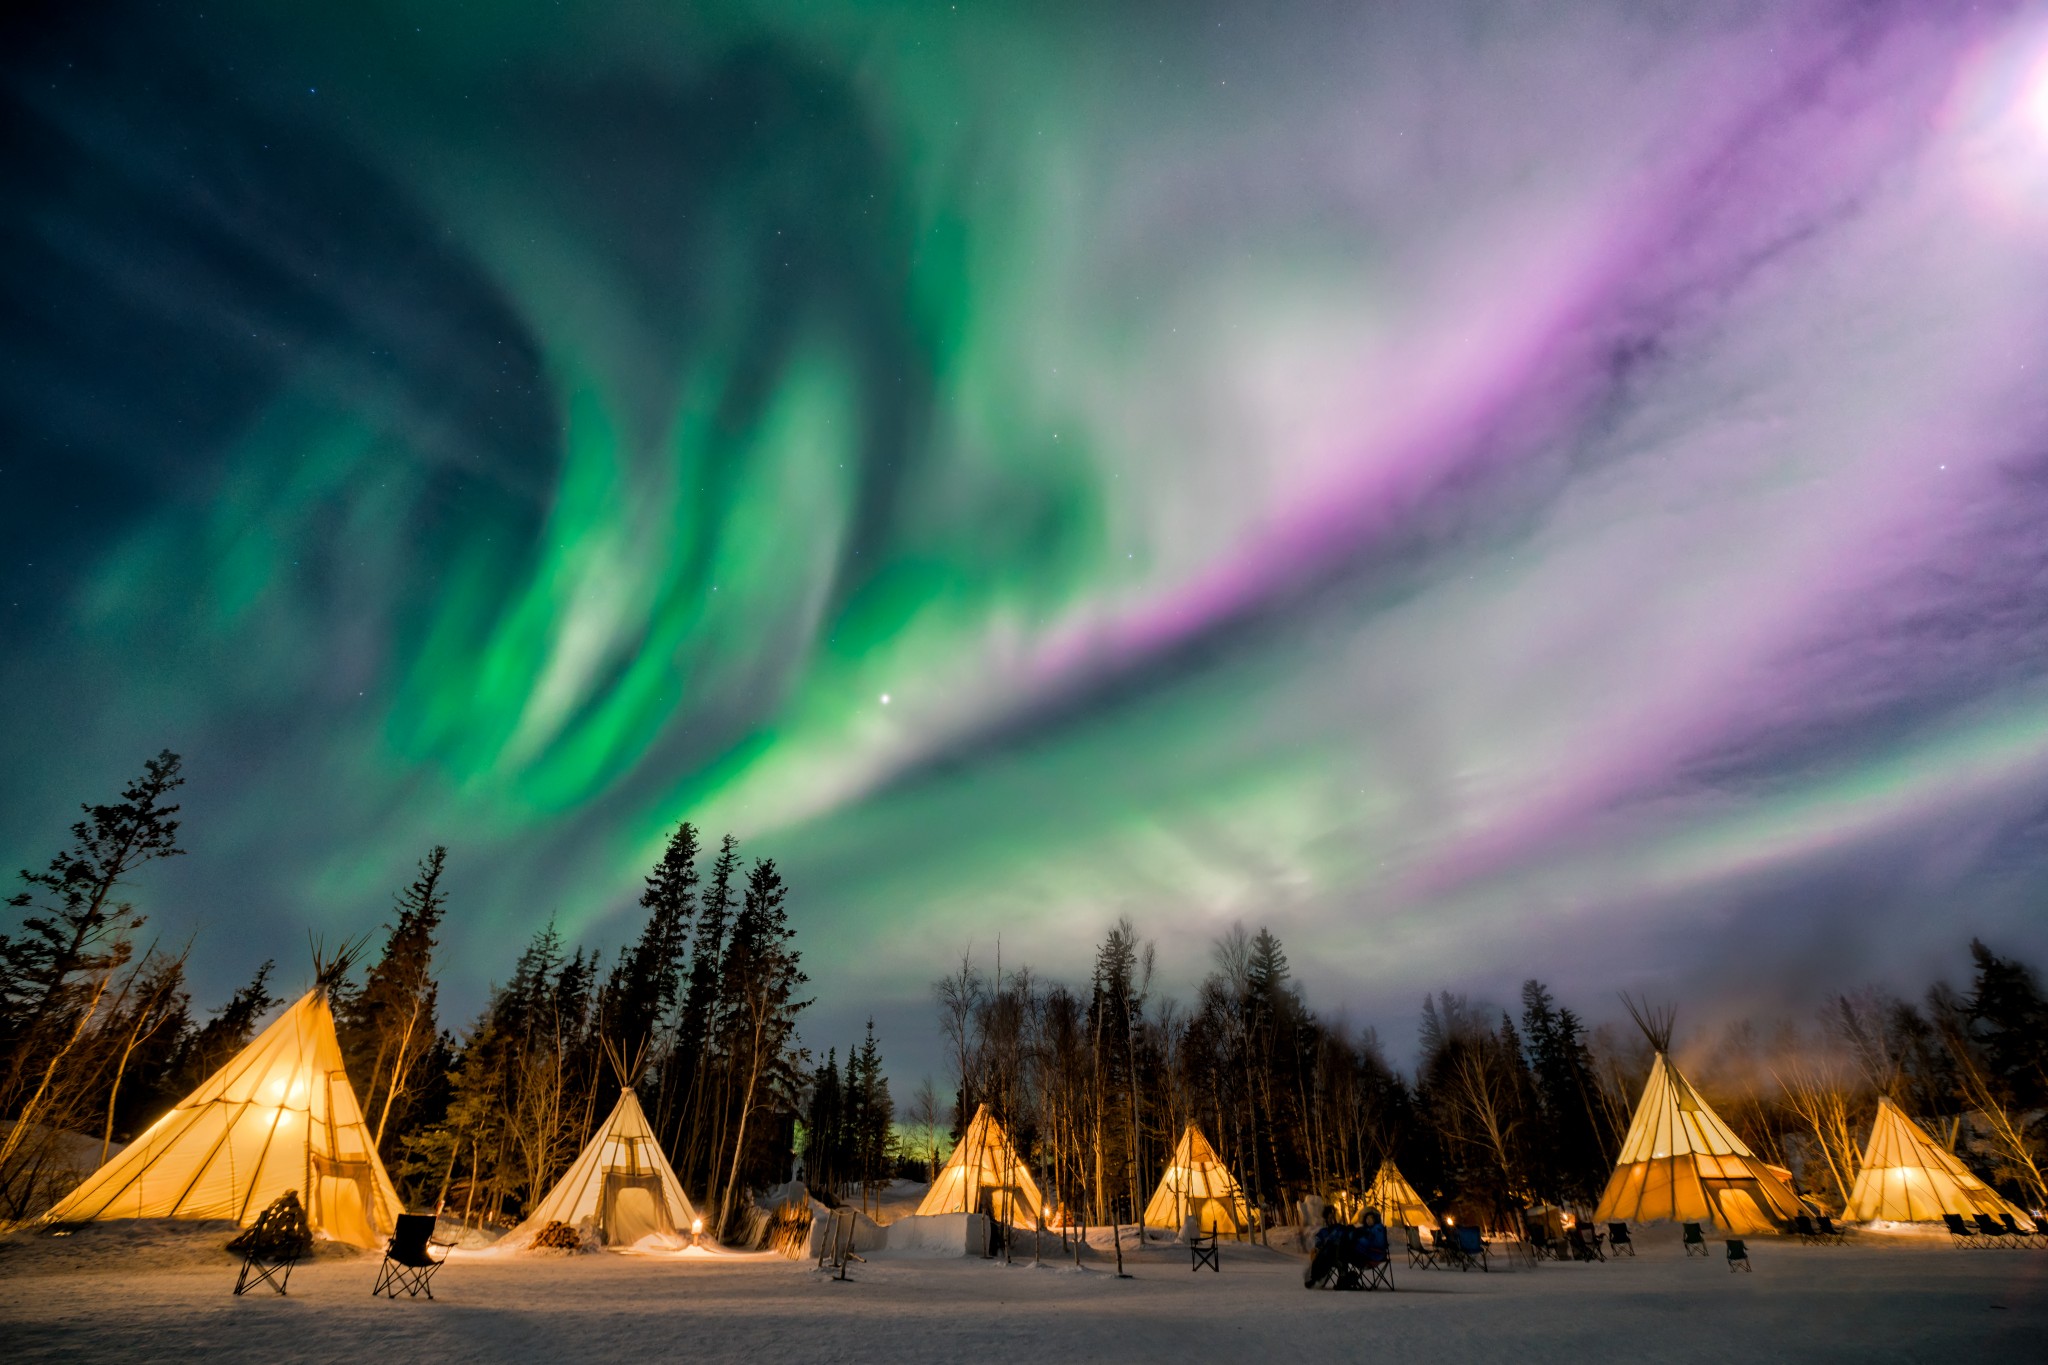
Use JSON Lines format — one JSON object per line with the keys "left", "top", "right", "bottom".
{"left": 601, "top": 1172, "right": 672, "bottom": 1245}
{"left": 1709, "top": 1185, "right": 1772, "bottom": 1234}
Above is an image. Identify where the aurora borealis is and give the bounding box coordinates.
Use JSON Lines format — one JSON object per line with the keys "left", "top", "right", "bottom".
{"left": 7, "top": 1, "right": 2048, "bottom": 1052}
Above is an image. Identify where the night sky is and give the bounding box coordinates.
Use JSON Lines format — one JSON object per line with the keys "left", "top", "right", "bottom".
{"left": 6, "top": 1, "right": 2048, "bottom": 1065}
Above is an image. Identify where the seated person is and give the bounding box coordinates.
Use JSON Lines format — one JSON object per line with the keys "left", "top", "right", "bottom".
{"left": 1357, "top": 1209, "right": 1390, "bottom": 1263}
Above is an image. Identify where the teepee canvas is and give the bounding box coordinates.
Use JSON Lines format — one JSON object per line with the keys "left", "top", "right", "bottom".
{"left": 504, "top": 1084, "right": 699, "bottom": 1250}
{"left": 1143, "top": 1124, "right": 1250, "bottom": 1233}
{"left": 1842, "top": 1096, "right": 2025, "bottom": 1223}
{"left": 1364, "top": 1158, "right": 1436, "bottom": 1232}
{"left": 1593, "top": 1004, "right": 1801, "bottom": 1235}
{"left": 40, "top": 985, "right": 402, "bottom": 1248}
{"left": 915, "top": 1104, "right": 1043, "bottom": 1225}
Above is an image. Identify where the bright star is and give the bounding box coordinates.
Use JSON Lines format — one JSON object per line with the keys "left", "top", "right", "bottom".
{"left": 880, "top": 693, "right": 891, "bottom": 705}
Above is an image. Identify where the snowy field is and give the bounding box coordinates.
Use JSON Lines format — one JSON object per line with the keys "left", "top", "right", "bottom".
{"left": 3, "top": 1221, "right": 2042, "bottom": 1362}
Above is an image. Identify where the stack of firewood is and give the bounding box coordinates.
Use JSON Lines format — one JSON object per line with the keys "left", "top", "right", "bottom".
{"left": 529, "top": 1220, "right": 584, "bottom": 1252}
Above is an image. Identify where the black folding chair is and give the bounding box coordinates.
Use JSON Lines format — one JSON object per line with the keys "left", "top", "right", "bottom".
{"left": 1566, "top": 1225, "right": 1603, "bottom": 1262}
{"left": 1405, "top": 1224, "right": 1438, "bottom": 1269}
{"left": 373, "top": 1213, "right": 454, "bottom": 1299}
{"left": 1790, "top": 1214, "right": 1818, "bottom": 1244}
{"left": 1190, "top": 1228, "right": 1220, "bottom": 1273}
{"left": 1607, "top": 1221, "right": 1635, "bottom": 1257}
{"left": 2000, "top": 1213, "right": 2042, "bottom": 1247}
{"left": 1726, "top": 1238, "right": 1750, "bottom": 1272}
{"left": 1451, "top": 1225, "right": 1490, "bottom": 1272}
{"left": 1944, "top": 1213, "right": 1980, "bottom": 1248}
{"left": 1814, "top": 1215, "right": 1849, "bottom": 1245}
{"left": 229, "top": 1191, "right": 312, "bottom": 1297}
{"left": 1682, "top": 1222, "right": 1709, "bottom": 1257}
{"left": 1975, "top": 1213, "right": 2014, "bottom": 1248}
{"left": 1304, "top": 1230, "right": 1394, "bottom": 1291}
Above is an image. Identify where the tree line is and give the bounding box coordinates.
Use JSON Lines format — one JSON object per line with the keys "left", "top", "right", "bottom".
{"left": 928, "top": 917, "right": 2048, "bottom": 1230}
{"left": 6, "top": 753, "right": 2044, "bottom": 1236}
{"left": 0, "top": 754, "right": 813, "bottom": 1237}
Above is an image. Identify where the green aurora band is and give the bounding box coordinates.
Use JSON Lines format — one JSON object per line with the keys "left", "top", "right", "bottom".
{"left": 8, "top": 0, "right": 2048, "bottom": 1041}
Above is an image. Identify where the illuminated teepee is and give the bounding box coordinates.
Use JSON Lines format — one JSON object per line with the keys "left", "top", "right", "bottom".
{"left": 1364, "top": 1158, "right": 1437, "bottom": 1232}
{"left": 40, "top": 975, "right": 402, "bottom": 1248}
{"left": 1592, "top": 1002, "right": 1802, "bottom": 1235}
{"left": 1142, "top": 1124, "right": 1250, "bottom": 1233}
{"left": 1841, "top": 1096, "right": 2024, "bottom": 1224}
{"left": 914, "top": 1104, "right": 1043, "bottom": 1225}
{"left": 502, "top": 1058, "right": 700, "bottom": 1250}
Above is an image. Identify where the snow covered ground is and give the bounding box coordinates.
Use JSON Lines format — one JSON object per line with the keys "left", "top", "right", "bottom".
{"left": 2, "top": 1220, "right": 2041, "bottom": 1362}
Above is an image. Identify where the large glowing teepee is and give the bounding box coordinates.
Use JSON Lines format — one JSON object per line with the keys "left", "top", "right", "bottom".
{"left": 1142, "top": 1124, "right": 1250, "bottom": 1233}
{"left": 1364, "top": 1158, "right": 1437, "bottom": 1231}
{"left": 1841, "top": 1096, "right": 2024, "bottom": 1224}
{"left": 502, "top": 1074, "right": 700, "bottom": 1250}
{"left": 40, "top": 981, "right": 402, "bottom": 1247}
{"left": 915, "top": 1104, "right": 1043, "bottom": 1225}
{"left": 1592, "top": 1003, "right": 1801, "bottom": 1235}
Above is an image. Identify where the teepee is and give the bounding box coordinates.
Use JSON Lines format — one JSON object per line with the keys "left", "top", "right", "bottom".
{"left": 915, "top": 1104, "right": 1043, "bottom": 1225}
{"left": 1592, "top": 1002, "right": 1801, "bottom": 1235}
{"left": 1842, "top": 1096, "right": 2025, "bottom": 1223}
{"left": 40, "top": 977, "right": 401, "bottom": 1248}
{"left": 1364, "top": 1158, "right": 1436, "bottom": 1231}
{"left": 504, "top": 1051, "right": 699, "bottom": 1250}
{"left": 1143, "top": 1124, "right": 1250, "bottom": 1233}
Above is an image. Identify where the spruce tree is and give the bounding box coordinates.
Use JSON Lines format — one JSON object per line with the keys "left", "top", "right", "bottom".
{"left": 605, "top": 820, "right": 700, "bottom": 1069}
{"left": 341, "top": 845, "right": 451, "bottom": 1159}
{"left": 180, "top": 959, "right": 278, "bottom": 1085}
{"left": 1, "top": 751, "right": 185, "bottom": 1068}
{"left": 1520, "top": 980, "right": 1611, "bottom": 1202}
{"left": 675, "top": 835, "right": 740, "bottom": 1178}
{"left": 706, "top": 857, "right": 809, "bottom": 1227}
{"left": 0, "top": 751, "right": 187, "bottom": 1200}
{"left": 804, "top": 1049, "right": 844, "bottom": 1194}
{"left": 851, "top": 1018, "right": 893, "bottom": 1209}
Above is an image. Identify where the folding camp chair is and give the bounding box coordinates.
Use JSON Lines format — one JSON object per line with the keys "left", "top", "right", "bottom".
{"left": 2000, "top": 1214, "right": 2042, "bottom": 1247}
{"left": 1523, "top": 1219, "right": 1557, "bottom": 1261}
{"left": 1975, "top": 1213, "right": 2014, "bottom": 1247}
{"left": 1190, "top": 1228, "right": 1220, "bottom": 1273}
{"left": 1565, "top": 1225, "right": 1603, "bottom": 1262}
{"left": 1304, "top": 1228, "right": 1393, "bottom": 1291}
{"left": 1405, "top": 1224, "right": 1438, "bottom": 1270}
{"left": 1944, "top": 1213, "right": 1980, "bottom": 1248}
{"left": 1790, "top": 1214, "right": 1819, "bottom": 1244}
{"left": 1606, "top": 1222, "right": 1635, "bottom": 1257}
{"left": 372, "top": 1214, "right": 454, "bottom": 1299}
{"left": 1814, "top": 1216, "right": 1849, "bottom": 1246}
{"left": 1450, "top": 1225, "right": 1490, "bottom": 1272}
{"left": 1725, "top": 1238, "right": 1750, "bottom": 1272}
{"left": 229, "top": 1191, "right": 312, "bottom": 1297}
{"left": 1682, "top": 1222, "right": 1708, "bottom": 1257}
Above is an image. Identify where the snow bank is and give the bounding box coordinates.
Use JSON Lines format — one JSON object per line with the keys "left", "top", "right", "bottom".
{"left": 871, "top": 1212, "right": 984, "bottom": 1258}
{"left": 0, "top": 1122, "right": 122, "bottom": 1219}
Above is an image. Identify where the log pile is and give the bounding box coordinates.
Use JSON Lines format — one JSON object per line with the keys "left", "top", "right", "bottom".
{"left": 528, "top": 1220, "right": 585, "bottom": 1252}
